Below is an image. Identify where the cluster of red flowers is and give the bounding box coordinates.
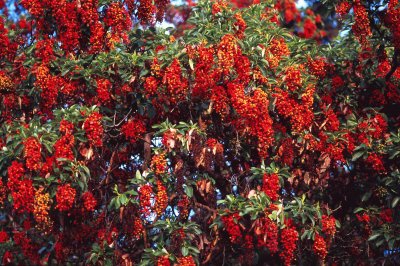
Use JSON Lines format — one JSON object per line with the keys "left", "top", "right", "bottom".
{"left": 274, "top": 87, "right": 314, "bottom": 133}
{"left": 163, "top": 59, "right": 188, "bottom": 105}
{"left": 0, "top": 230, "right": 9, "bottom": 243}
{"left": 55, "top": 120, "right": 75, "bottom": 162}
{"left": 155, "top": 0, "right": 170, "bottom": 22}
{"left": 221, "top": 212, "right": 242, "bottom": 244}
{"left": 35, "top": 39, "right": 55, "bottom": 64}
{"left": 307, "top": 57, "right": 327, "bottom": 78}
{"left": 256, "top": 217, "right": 279, "bottom": 253}
{"left": 121, "top": 118, "right": 146, "bottom": 144}
{"left": 385, "top": 0, "right": 400, "bottom": 49}
{"left": 138, "top": 0, "right": 155, "bottom": 25}
{"left": 83, "top": 112, "right": 104, "bottom": 147}
{"left": 279, "top": 225, "right": 298, "bottom": 266}
{"left": 33, "top": 187, "right": 53, "bottom": 233}
{"left": 23, "top": 137, "right": 42, "bottom": 171}
{"left": 265, "top": 38, "right": 290, "bottom": 69}
{"left": 234, "top": 13, "right": 246, "bottom": 39}
{"left": 275, "top": 0, "right": 300, "bottom": 24}
{"left": 7, "top": 161, "right": 35, "bottom": 213}
{"left": 321, "top": 215, "right": 336, "bottom": 237}
{"left": 0, "top": 71, "right": 13, "bottom": 93}
{"left": 212, "top": 0, "right": 227, "bottom": 15}
{"left": 151, "top": 152, "right": 168, "bottom": 176}
{"left": 352, "top": 0, "right": 372, "bottom": 46}
{"left": 139, "top": 184, "right": 153, "bottom": 216}
{"left": 211, "top": 85, "right": 229, "bottom": 118}
{"left": 82, "top": 191, "right": 97, "bottom": 212}
{"left": 284, "top": 66, "right": 302, "bottom": 91}
{"left": 229, "top": 84, "right": 274, "bottom": 158}
{"left": 313, "top": 234, "right": 327, "bottom": 260}
{"left": 336, "top": 1, "right": 351, "bottom": 17}
{"left": 365, "top": 153, "right": 385, "bottom": 172}
{"left": 379, "top": 208, "right": 393, "bottom": 224}
{"left": 262, "top": 173, "right": 280, "bottom": 201}
{"left": 176, "top": 256, "right": 196, "bottom": 266}
{"left": 279, "top": 138, "right": 295, "bottom": 166}
{"left": 56, "top": 184, "right": 76, "bottom": 211}
{"left": 104, "top": 3, "right": 132, "bottom": 45}
{"left": 301, "top": 18, "right": 317, "bottom": 39}
{"left": 34, "top": 64, "right": 59, "bottom": 112}
{"left": 59, "top": 120, "right": 74, "bottom": 135}
{"left": 0, "top": 180, "right": 6, "bottom": 206}
{"left": 132, "top": 217, "right": 144, "bottom": 239}
{"left": 155, "top": 181, "right": 168, "bottom": 216}
{"left": 13, "top": 231, "right": 39, "bottom": 264}
{"left": 144, "top": 76, "right": 159, "bottom": 99}
{"left": 54, "top": 134, "right": 75, "bottom": 162}
{"left": 192, "top": 45, "right": 219, "bottom": 98}
{"left": 178, "top": 195, "right": 190, "bottom": 219}
{"left": 156, "top": 256, "right": 171, "bottom": 266}
{"left": 217, "top": 34, "right": 237, "bottom": 75}
{"left": 96, "top": 78, "right": 111, "bottom": 104}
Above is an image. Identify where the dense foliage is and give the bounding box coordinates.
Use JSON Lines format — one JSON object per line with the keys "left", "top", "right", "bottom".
{"left": 0, "top": 0, "right": 399, "bottom": 265}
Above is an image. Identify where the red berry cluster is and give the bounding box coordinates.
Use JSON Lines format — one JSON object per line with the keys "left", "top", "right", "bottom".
{"left": 104, "top": 3, "right": 131, "bottom": 44}
{"left": 156, "top": 256, "right": 171, "bottom": 266}
{"left": 178, "top": 195, "right": 190, "bottom": 220}
{"left": 163, "top": 59, "right": 188, "bottom": 105}
{"left": 95, "top": 78, "right": 111, "bottom": 104}
{"left": 151, "top": 152, "right": 168, "bottom": 176}
{"left": 234, "top": 13, "right": 246, "bottom": 39}
{"left": 352, "top": 0, "right": 372, "bottom": 46}
{"left": 256, "top": 217, "right": 279, "bottom": 254}
{"left": 121, "top": 118, "right": 146, "bottom": 144}
{"left": 7, "top": 161, "right": 35, "bottom": 213}
{"left": 279, "top": 226, "right": 298, "bottom": 266}
{"left": 262, "top": 173, "right": 280, "bottom": 202}
{"left": 82, "top": 191, "right": 97, "bottom": 212}
{"left": 177, "top": 256, "right": 196, "bottom": 266}
{"left": 221, "top": 212, "right": 242, "bottom": 244}
{"left": 155, "top": 181, "right": 168, "bottom": 217}
{"left": 321, "top": 215, "right": 336, "bottom": 237}
{"left": 132, "top": 217, "right": 144, "bottom": 239}
{"left": 56, "top": 184, "right": 76, "bottom": 211}
{"left": 83, "top": 112, "right": 104, "bottom": 147}
{"left": 23, "top": 137, "right": 42, "bottom": 171}
{"left": 139, "top": 184, "right": 153, "bottom": 216}
{"left": 313, "top": 234, "right": 327, "bottom": 260}
{"left": 33, "top": 187, "right": 53, "bottom": 233}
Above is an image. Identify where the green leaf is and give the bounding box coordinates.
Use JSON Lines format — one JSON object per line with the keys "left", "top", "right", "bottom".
{"left": 181, "top": 246, "right": 189, "bottom": 257}
{"left": 391, "top": 197, "right": 400, "bottom": 208}
{"left": 184, "top": 186, "right": 193, "bottom": 198}
{"left": 351, "top": 150, "right": 365, "bottom": 161}
{"left": 368, "top": 233, "right": 381, "bottom": 241}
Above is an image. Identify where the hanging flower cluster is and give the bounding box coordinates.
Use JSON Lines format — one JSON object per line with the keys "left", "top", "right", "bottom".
{"left": 56, "top": 184, "right": 76, "bottom": 212}
{"left": 155, "top": 181, "right": 168, "bottom": 216}
{"left": 262, "top": 173, "right": 280, "bottom": 201}
{"left": 23, "top": 137, "right": 42, "bottom": 171}
{"left": 313, "top": 234, "right": 327, "bottom": 260}
{"left": 82, "top": 191, "right": 97, "bottom": 212}
{"left": 139, "top": 184, "right": 153, "bottom": 216}
{"left": 256, "top": 218, "right": 279, "bottom": 254}
{"left": 352, "top": 0, "right": 372, "bottom": 46}
{"left": 279, "top": 223, "right": 298, "bottom": 266}
{"left": 121, "top": 118, "right": 146, "bottom": 144}
{"left": 151, "top": 152, "right": 168, "bottom": 176}
{"left": 33, "top": 187, "right": 53, "bottom": 233}
{"left": 83, "top": 112, "right": 104, "bottom": 147}
{"left": 221, "top": 212, "right": 242, "bottom": 244}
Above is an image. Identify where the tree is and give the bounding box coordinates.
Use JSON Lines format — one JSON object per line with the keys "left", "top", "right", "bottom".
{"left": 0, "top": 0, "right": 399, "bottom": 265}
